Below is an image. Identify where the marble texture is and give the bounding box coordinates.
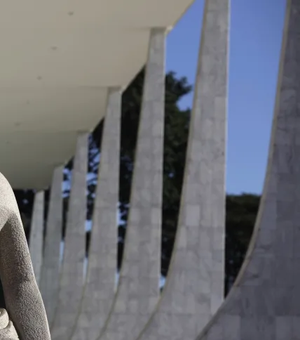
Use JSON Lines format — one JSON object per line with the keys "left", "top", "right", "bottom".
{"left": 134, "top": 2, "right": 229, "bottom": 340}
{"left": 197, "top": 0, "right": 300, "bottom": 339}
{"left": 29, "top": 191, "right": 44, "bottom": 285}
{"left": 51, "top": 134, "right": 88, "bottom": 340}
{"left": 98, "top": 28, "right": 165, "bottom": 340}
{"left": 70, "top": 89, "right": 121, "bottom": 340}
{"left": 40, "top": 166, "right": 63, "bottom": 326}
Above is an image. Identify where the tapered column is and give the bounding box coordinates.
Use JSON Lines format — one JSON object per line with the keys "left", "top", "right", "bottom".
{"left": 198, "top": 0, "right": 300, "bottom": 340}
{"left": 70, "top": 88, "right": 121, "bottom": 340}
{"left": 29, "top": 191, "right": 45, "bottom": 285}
{"left": 99, "top": 28, "right": 165, "bottom": 340}
{"left": 135, "top": 2, "right": 229, "bottom": 340}
{"left": 40, "top": 166, "right": 63, "bottom": 325}
{"left": 197, "top": 0, "right": 300, "bottom": 339}
{"left": 51, "top": 133, "right": 88, "bottom": 340}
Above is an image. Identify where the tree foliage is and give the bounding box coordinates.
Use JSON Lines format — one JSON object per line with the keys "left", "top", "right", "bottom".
{"left": 225, "top": 194, "right": 259, "bottom": 293}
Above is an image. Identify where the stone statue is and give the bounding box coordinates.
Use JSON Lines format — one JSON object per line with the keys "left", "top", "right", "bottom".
{"left": 0, "top": 309, "right": 18, "bottom": 339}
{"left": 0, "top": 173, "right": 51, "bottom": 339}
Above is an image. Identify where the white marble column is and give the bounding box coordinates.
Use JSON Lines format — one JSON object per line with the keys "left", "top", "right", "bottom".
{"left": 40, "top": 166, "right": 63, "bottom": 326}
{"left": 70, "top": 88, "right": 121, "bottom": 340}
{"left": 51, "top": 133, "right": 88, "bottom": 340}
{"left": 99, "top": 28, "right": 165, "bottom": 340}
{"left": 29, "top": 190, "right": 45, "bottom": 285}
{"left": 135, "top": 1, "right": 229, "bottom": 340}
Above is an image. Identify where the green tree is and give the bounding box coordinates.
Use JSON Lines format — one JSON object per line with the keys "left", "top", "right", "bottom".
{"left": 225, "top": 193, "right": 259, "bottom": 294}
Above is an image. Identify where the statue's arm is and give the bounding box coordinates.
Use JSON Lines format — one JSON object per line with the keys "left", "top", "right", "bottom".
{"left": 0, "top": 174, "right": 51, "bottom": 340}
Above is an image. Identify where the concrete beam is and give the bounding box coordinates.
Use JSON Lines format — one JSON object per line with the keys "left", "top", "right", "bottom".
{"left": 40, "top": 166, "right": 63, "bottom": 326}
{"left": 51, "top": 133, "right": 88, "bottom": 340}
{"left": 29, "top": 190, "right": 45, "bottom": 285}
{"left": 98, "top": 28, "right": 165, "bottom": 340}
{"left": 70, "top": 88, "right": 121, "bottom": 340}
{"left": 135, "top": 1, "right": 229, "bottom": 340}
{"left": 197, "top": 0, "right": 300, "bottom": 339}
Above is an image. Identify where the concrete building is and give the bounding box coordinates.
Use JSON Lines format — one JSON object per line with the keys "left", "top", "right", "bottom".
{"left": 6, "top": 0, "right": 300, "bottom": 339}
{"left": 0, "top": 0, "right": 245, "bottom": 339}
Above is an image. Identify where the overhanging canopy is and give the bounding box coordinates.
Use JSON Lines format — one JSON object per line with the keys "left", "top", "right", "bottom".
{"left": 0, "top": 0, "right": 193, "bottom": 188}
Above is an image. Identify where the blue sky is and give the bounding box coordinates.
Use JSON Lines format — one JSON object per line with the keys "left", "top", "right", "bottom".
{"left": 166, "top": 0, "right": 286, "bottom": 194}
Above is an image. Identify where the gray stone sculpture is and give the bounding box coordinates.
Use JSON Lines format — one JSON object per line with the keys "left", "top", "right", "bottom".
{"left": 0, "top": 309, "right": 18, "bottom": 339}
{"left": 0, "top": 173, "right": 51, "bottom": 340}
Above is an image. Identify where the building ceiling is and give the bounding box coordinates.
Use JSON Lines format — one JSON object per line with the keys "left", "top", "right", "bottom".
{"left": 0, "top": 0, "right": 194, "bottom": 188}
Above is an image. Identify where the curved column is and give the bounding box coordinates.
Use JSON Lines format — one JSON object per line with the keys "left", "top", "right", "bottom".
{"left": 197, "top": 1, "right": 300, "bottom": 339}
{"left": 51, "top": 133, "right": 88, "bottom": 340}
{"left": 70, "top": 88, "right": 121, "bottom": 340}
{"left": 40, "top": 166, "right": 63, "bottom": 325}
{"left": 29, "top": 190, "right": 45, "bottom": 285}
{"left": 135, "top": 1, "right": 229, "bottom": 340}
{"left": 99, "top": 28, "right": 165, "bottom": 340}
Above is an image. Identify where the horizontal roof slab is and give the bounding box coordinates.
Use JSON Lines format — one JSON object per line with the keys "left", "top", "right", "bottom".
{"left": 0, "top": 0, "right": 194, "bottom": 189}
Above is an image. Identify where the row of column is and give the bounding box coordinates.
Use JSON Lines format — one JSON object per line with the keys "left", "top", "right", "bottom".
{"left": 28, "top": 2, "right": 229, "bottom": 340}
